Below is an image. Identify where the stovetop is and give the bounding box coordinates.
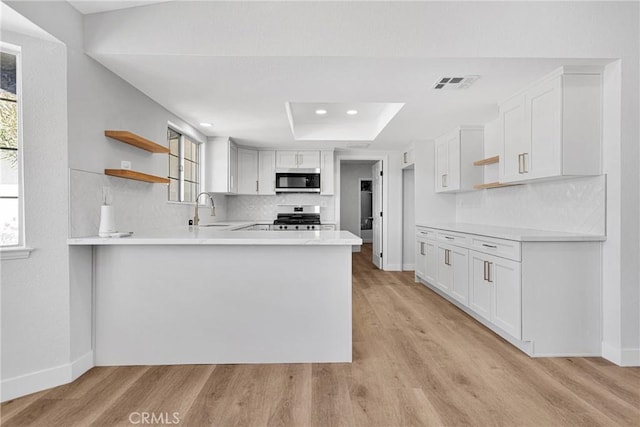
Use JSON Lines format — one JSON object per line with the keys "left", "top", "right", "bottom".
{"left": 273, "top": 214, "right": 321, "bottom": 225}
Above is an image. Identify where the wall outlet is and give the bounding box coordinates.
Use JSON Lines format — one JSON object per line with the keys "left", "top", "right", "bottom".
{"left": 121, "top": 160, "right": 132, "bottom": 170}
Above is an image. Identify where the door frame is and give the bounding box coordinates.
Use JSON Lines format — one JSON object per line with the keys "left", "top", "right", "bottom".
{"left": 335, "top": 154, "right": 389, "bottom": 270}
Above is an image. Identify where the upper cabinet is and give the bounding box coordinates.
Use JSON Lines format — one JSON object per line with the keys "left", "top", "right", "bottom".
{"left": 276, "top": 151, "right": 321, "bottom": 169}
{"left": 320, "top": 150, "right": 334, "bottom": 195}
{"left": 434, "top": 126, "right": 483, "bottom": 193}
{"left": 205, "top": 137, "right": 238, "bottom": 194}
{"left": 237, "top": 148, "right": 259, "bottom": 195}
{"left": 258, "top": 150, "right": 276, "bottom": 195}
{"left": 500, "top": 67, "right": 602, "bottom": 184}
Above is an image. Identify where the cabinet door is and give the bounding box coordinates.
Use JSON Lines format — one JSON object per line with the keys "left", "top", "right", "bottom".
{"left": 446, "top": 131, "right": 461, "bottom": 191}
{"left": 469, "top": 251, "right": 492, "bottom": 321}
{"left": 435, "top": 245, "right": 452, "bottom": 293}
{"left": 276, "top": 151, "right": 298, "bottom": 169}
{"left": 526, "top": 76, "right": 562, "bottom": 180}
{"left": 435, "top": 138, "right": 449, "bottom": 192}
{"left": 491, "top": 257, "right": 522, "bottom": 339}
{"left": 424, "top": 240, "right": 437, "bottom": 285}
{"left": 320, "top": 150, "right": 334, "bottom": 195}
{"left": 298, "top": 151, "right": 321, "bottom": 169}
{"left": 501, "top": 96, "right": 528, "bottom": 183}
{"left": 449, "top": 246, "right": 469, "bottom": 305}
{"left": 229, "top": 142, "right": 238, "bottom": 193}
{"left": 237, "top": 148, "right": 258, "bottom": 194}
{"left": 320, "top": 224, "right": 335, "bottom": 231}
{"left": 258, "top": 150, "right": 276, "bottom": 195}
{"left": 415, "top": 239, "right": 427, "bottom": 280}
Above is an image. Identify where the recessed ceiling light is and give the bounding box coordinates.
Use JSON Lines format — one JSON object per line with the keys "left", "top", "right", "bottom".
{"left": 200, "top": 122, "right": 212, "bottom": 127}
{"left": 315, "top": 109, "right": 327, "bottom": 115}
{"left": 346, "top": 110, "right": 358, "bottom": 115}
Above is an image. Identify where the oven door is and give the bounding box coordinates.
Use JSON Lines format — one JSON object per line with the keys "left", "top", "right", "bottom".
{"left": 275, "top": 172, "right": 321, "bottom": 193}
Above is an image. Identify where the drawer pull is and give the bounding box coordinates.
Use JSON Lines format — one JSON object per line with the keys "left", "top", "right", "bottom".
{"left": 482, "top": 243, "right": 497, "bottom": 248}
{"left": 444, "top": 236, "right": 454, "bottom": 240}
{"left": 420, "top": 231, "right": 428, "bottom": 235}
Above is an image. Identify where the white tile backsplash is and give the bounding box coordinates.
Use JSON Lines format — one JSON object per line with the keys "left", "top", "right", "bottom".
{"left": 69, "top": 169, "right": 228, "bottom": 237}
{"left": 455, "top": 175, "right": 606, "bottom": 234}
{"left": 226, "top": 194, "right": 335, "bottom": 222}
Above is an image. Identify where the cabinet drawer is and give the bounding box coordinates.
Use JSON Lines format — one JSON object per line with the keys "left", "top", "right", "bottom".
{"left": 416, "top": 228, "right": 436, "bottom": 240}
{"left": 436, "top": 230, "right": 470, "bottom": 246}
{"left": 470, "top": 235, "right": 521, "bottom": 261}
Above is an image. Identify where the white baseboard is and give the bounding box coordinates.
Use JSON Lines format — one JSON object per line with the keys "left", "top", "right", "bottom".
{"left": 1, "top": 351, "right": 94, "bottom": 402}
{"left": 602, "top": 342, "right": 640, "bottom": 367}
{"left": 402, "top": 263, "right": 415, "bottom": 271}
{"left": 384, "top": 263, "right": 402, "bottom": 271}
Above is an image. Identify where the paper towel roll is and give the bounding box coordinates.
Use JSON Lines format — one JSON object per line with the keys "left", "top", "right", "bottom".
{"left": 98, "top": 205, "right": 117, "bottom": 237}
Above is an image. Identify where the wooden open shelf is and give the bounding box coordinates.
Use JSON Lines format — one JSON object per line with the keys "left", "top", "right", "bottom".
{"left": 105, "top": 169, "right": 170, "bottom": 184}
{"left": 105, "top": 130, "right": 170, "bottom": 154}
{"left": 473, "top": 181, "right": 521, "bottom": 190}
{"left": 473, "top": 155, "right": 499, "bottom": 166}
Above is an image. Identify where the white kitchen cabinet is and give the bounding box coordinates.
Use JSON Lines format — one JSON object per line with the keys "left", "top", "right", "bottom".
{"left": 469, "top": 250, "right": 521, "bottom": 339}
{"left": 500, "top": 67, "right": 602, "bottom": 184}
{"left": 276, "top": 151, "right": 320, "bottom": 169}
{"left": 415, "top": 224, "right": 602, "bottom": 357}
{"left": 415, "top": 228, "right": 437, "bottom": 285}
{"left": 435, "top": 243, "right": 469, "bottom": 304}
{"left": 320, "top": 150, "right": 334, "bottom": 195}
{"left": 258, "top": 150, "right": 276, "bottom": 195}
{"left": 434, "top": 126, "right": 483, "bottom": 193}
{"left": 205, "top": 137, "right": 238, "bottom": 194}
{"left": 237, "top": 148, "right": 259, "bottom": 195}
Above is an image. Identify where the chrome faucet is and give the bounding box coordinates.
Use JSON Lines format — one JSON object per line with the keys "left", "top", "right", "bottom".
{"left": 194, "top": 192, "right": 216, "bottom": 226}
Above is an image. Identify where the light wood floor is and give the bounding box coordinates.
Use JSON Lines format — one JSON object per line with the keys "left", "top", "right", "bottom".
{"left": 2, "top": 244, "right": 639, "bottom": 426}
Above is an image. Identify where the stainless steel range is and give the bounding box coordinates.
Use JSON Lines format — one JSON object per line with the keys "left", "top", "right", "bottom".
{"left": 270, "top": 205, "right": 321, "bottom": 231}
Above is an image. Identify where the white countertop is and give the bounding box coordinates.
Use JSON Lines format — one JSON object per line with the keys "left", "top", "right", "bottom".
{"left": 68, "top": 226, "right": 362, "bottom": 246}
{"left": 416, "top": 222, "right": 606, "bottom": 242}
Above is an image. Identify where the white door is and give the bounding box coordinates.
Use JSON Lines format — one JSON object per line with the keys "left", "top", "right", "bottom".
{"left": 275, "top": 151, "right": 298, "bottom": 169}
{"left": 237, "top": 148, "right": 258, "bottom": 194}
{"left": 435, "top": 138, "right": 449, "bottom": 192}
{"left": 435, "top": 245, "right": 452, "bottom": 293}
{"left": 526, "top": 76, "right": 562, "bottom": 180}
{"left": 258, "top": 150, "right": 276, "bottom": 195}
{"left": 297, "top": 151, "right": 321, "bottom": 169}
{"left": 371, "top": 161, "right": 383, "bottom": 269}
{"left": 469, "top": 251, "right": 491, "bottom": 321}
{"left": 500, "top": 96, "right": 527, "bottom": 183}
{"left": 449, "top": 246, "right": 469, "bottom": 305}
{"left": 491, "top": 256, "right": 522, "bottom": 339}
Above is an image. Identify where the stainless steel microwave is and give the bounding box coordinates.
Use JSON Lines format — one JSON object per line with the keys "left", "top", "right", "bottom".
{"left": 275, "top": 169, "right": 321, "bottom": 193}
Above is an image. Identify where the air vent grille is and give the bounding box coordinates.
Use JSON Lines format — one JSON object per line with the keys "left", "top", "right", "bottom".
{"left": 433, "top": 75, "right": 480, "bottom": 90}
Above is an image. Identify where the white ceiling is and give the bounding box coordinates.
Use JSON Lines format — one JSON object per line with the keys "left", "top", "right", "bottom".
{"left": 78, "top": 1, "right": 613, "bottom": 150}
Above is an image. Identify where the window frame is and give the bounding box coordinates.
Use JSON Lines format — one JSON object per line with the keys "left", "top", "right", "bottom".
{"left": 0, "top": 43, "right": 32, "bottom": 260}
{"left": 167, "top": 125, "right": 203, "bottom": 204}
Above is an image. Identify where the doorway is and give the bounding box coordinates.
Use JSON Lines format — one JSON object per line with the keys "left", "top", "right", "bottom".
{"left": 359, "top": 179, "right": 373, "bottom": 244}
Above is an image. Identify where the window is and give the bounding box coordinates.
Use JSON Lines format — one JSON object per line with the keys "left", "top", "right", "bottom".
{"left": 168, "top": 127, "right": 201, "bottom": 203}
{"left": 0, "top": 49, "right": 21, "bottom": 247}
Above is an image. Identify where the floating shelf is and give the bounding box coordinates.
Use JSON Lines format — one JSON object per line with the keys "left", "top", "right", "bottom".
{"left": 105, "top": 130, "right": 170, "bottom": 154}
{"left": 473, "top": 181, "right": 521, "bottom": 190}
{"left": 105, "top": 169, "right": 170, "bottom": 184}
{"left": 473, "top": 155, "right": 499, "bottom": 166}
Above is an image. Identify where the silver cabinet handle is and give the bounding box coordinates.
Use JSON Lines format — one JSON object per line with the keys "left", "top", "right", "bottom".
{"left": 420, "top": 242, "right": 425, "bottom": 256}
{"left": 522, "top": 152, "right": 529, "bottom": 173}
{"left": 518, "top": 153, "right": 523, "bottom": 174}
{"left": 487, "top": 262, "right": 493, "bottom": 283}
{"left": 483, "top": 260, "right": 488, "bottom": 281}
{"left": 444, "top": 174, "right": 448, "bottom": 187}
{"left": 256, "top": 180, "right": 259, "bottom": 193}
{"left": 482, "top": 243, "right": 497, "bottom": 248}
{"left": 444, "top": 249, "right": 451, "bottom": 266}
{"left": 445, "top": 236, "right": 454, "bottom": 240}
{"left": 441, "top": 174, "right": 445, "bottom": 188}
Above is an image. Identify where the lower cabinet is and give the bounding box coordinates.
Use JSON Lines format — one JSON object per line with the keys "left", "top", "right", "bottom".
{"left": 416, "top": 235, "right": 437, "bottom": 284}
{"left": 469, "top": 250, "right": 521, "bottom": 339}
{"left": 436, "top": 243, "right": 469, "bottom": 305}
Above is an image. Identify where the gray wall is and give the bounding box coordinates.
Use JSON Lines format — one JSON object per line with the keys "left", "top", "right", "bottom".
{"left": 402, "top": 168, "right": 415, "bottom": 270}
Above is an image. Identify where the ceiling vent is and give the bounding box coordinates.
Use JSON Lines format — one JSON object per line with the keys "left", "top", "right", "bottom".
{"left": 432, "top": 75, "right": 480, "bottom": 90}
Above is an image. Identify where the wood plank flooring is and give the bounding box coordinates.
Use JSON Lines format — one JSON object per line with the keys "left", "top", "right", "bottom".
{"left": 2, "top": 244, "right": 639, "bottom": 426}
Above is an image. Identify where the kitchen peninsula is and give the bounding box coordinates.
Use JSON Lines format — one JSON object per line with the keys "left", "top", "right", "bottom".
{"left": 69, "top": 228, "right": 361, "bottom": 366}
